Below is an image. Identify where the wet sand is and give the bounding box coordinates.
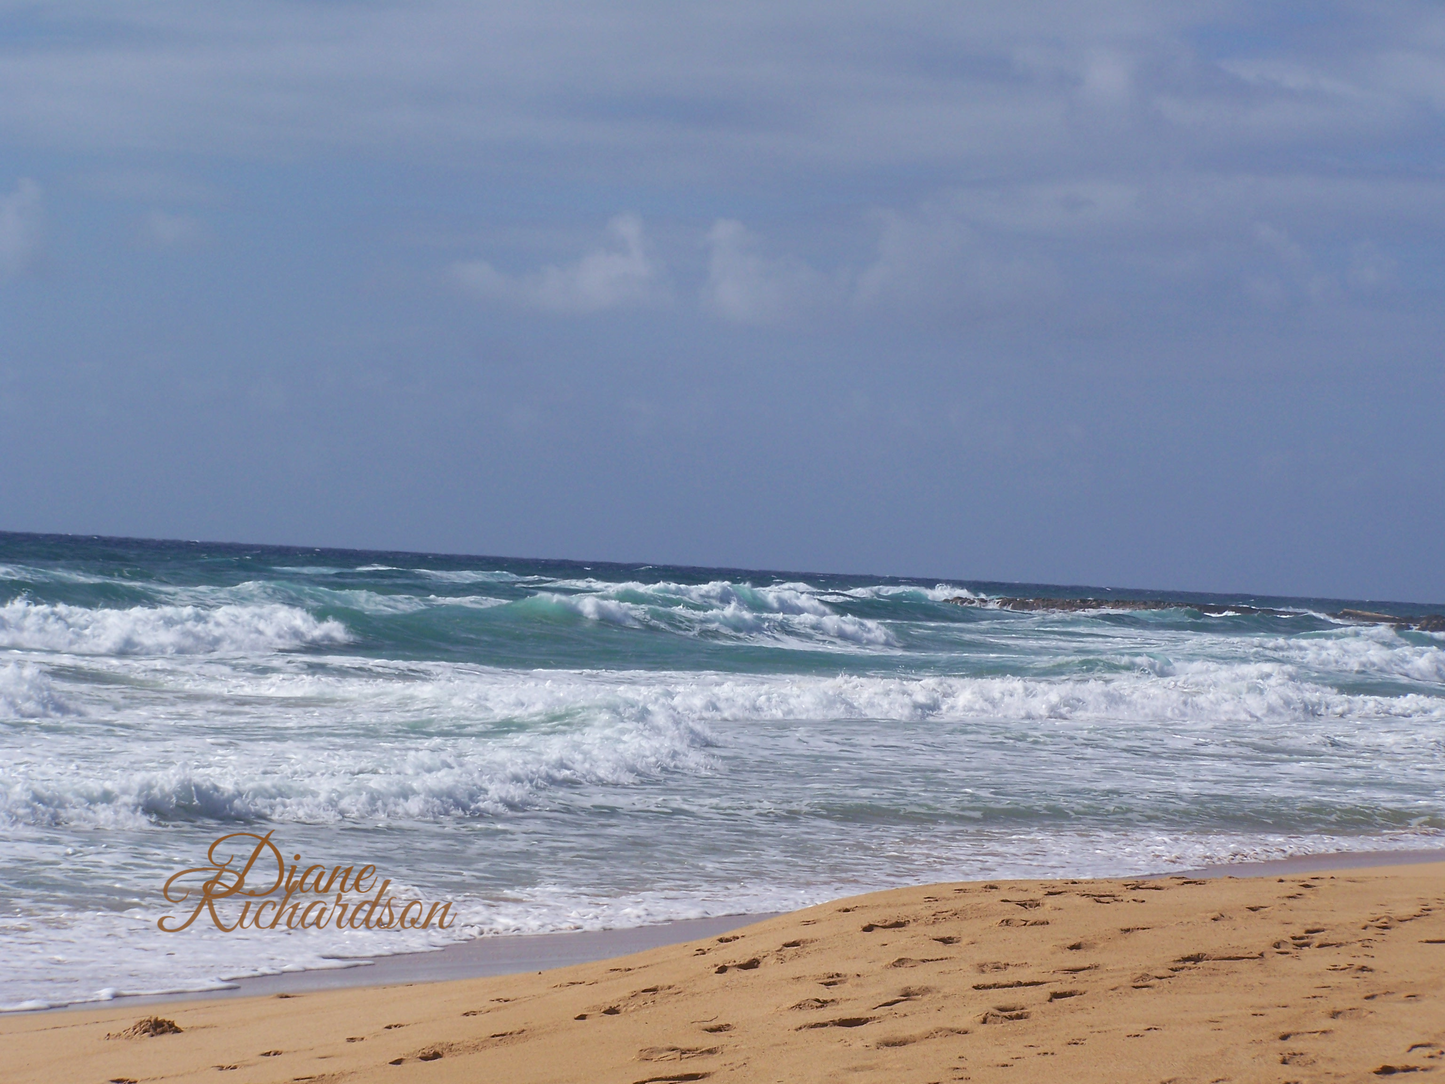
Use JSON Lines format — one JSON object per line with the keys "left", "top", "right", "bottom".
{"left": 93, "top": 914, "right": 774, "bottom": 1009}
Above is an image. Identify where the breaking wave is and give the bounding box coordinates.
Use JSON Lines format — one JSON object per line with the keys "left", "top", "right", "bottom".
{"left": 1267, "top": 627, "right": 1445, "bottom": 685}
{"left": 0, "top": 707, "right": 715, "bottom": 828}
{"left": 531, "top": 579, "right": 898, "bottom": 648}
{"left": 0, "top": 663, "right": 72, "bottom": 719}
{"left": 3, "top": 654, "right": 1440, "bottom": 830}
{"left": 0, "top": 600, "right": 350, "bottom": 656}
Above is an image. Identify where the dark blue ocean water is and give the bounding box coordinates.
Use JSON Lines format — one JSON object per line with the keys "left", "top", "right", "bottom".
{"left": 1, "top": 532, "right": 1441, "bottom": 1009}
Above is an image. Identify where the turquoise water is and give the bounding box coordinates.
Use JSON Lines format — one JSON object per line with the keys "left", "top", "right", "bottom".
{"left": 1, "top": 532, "right": 1442, "bottom": 1010}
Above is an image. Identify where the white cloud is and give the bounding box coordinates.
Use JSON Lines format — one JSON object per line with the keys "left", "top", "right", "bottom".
{"left": 454, "top": 214, "right": 666, "bottom": 314}
{"left": 855, "top": 203, "right": 1060, "bottom": 314}
{"left": 142, "top": 209, "right": 208, "bottom": 248}
{"left": 1079, "top": 49, "right": 1134, "bottom": 105}
{"left": 695, "top": 160, "right": 1442, "bottom": 327}
{"left": 1244, "top": 221, "right": 1387, "bottom": 307}
{"left": 701, "top": 219, "right": 846, "bottom": 325}
{"left": 0, "top": 179, "right": 43, "bottom": 279}
{"left": 700, "top": 204, "right": 1059, "bottom": 325}
{"left": 854, "top": 204, "right": 973, "bottom": 307}
{"left": 1245, "top": 222, "right": 1324, "bottom": 306}
{"left": 1348, "top": 240, "right": 1396, "bottom": 291}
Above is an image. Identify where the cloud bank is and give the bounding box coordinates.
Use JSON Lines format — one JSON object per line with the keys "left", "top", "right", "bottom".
{"left": 0, "top": 3, "right": 1440, "bottom": 179}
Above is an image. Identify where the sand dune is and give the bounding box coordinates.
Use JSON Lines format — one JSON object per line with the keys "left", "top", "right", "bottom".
{"left": 6, "top": 862, "right": 1444, "bottom": 1083}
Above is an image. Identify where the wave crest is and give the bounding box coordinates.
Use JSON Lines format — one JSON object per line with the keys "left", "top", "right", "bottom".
{"left": 0, "top": 600, "right": 350, "bottom": 656}
{"left": 535, "top": 579, "right": 898, "bottom": 648}
{"left": 0, "top": 663, "right": 73, "bottom": 719}
{"left": 0, "top": 709, "right": 714, "bottom": 828}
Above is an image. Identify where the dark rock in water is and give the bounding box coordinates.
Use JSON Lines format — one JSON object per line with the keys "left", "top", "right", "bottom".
{"left": 945, "top": 596, "right": 1445, "bottom": 632}
{"left": 1335, "top": 609, "right": 1402, "bottom": 624}
{"left": 1332, "top": 611, "right": 1445, "bottom": 632}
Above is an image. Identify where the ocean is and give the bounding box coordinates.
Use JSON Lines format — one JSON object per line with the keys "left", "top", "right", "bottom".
{"left": 1, "top": 532, "right": 1441, "bottom": 1012}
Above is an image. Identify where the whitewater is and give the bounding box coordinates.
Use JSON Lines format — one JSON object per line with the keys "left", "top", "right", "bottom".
{"left": 1, "top": 533, "right": 1442, "bottom": 1012}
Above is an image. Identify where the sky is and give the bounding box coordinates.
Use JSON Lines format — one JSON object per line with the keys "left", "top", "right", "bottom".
{"left": 0, "top": 1, "right": 1442, "bottom": 602}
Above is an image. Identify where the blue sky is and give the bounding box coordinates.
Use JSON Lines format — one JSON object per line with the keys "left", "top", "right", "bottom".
{"left": 1, "top": 2, "right": 1443, "bottom": 601}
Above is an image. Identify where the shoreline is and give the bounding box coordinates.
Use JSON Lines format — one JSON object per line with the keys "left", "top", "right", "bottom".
{"left": 61, "top": 913, "right": 776, "bottom": 1013}
{"left": 1186, "top": 844, "right": 1445, "bottom": 878}
{"left": 31, "top": 843, "right": 1445, "bottom": 1017}
{"left": 7, "top": 854, "right": 1445, "bottom": 1083}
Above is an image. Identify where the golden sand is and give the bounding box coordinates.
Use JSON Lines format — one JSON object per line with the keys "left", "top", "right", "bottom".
{"left": 5, "top": 862, "right": 1444, "bottom": 1083}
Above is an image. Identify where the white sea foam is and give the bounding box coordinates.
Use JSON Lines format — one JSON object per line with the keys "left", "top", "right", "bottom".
{"left": 1268, "top": 627, "right": 1445, "bottom": 685}
{"left": 0, "top": 562, "right": 110, "bottom": 586}
{"left": 433, "top": 594, "right": 510, "bottom": 610}
{"left": 188, "top": 581, "right": 434, "bottom": 615}
{"left": 836, "top": 583, "right": 974, "bottom": 602}
{"left": 535, "top": 580, "right": 899, "bottom": 648}
{"left": 0, "top": 883, "right": 459, "bottom": 1013}
{"left": 545, "top": 577, "right": 844, "bottom": 613}
{"left": 146, "top": 578, "right": 514, "bottom": 616}
{"left": 33, "top": 652, "right": 1445, "bottom": 735}
{"left": 450, "top": 828, "right": 1443, "bottom": 936}
{"left": 0, "top": 663, "right": 72, "bottom": 719}
{"left": 0, "top": 600, "right": 350, "bottom": 655}
{"left": 3, "top": 652, "right": 1440, "bottom": 832}
{"left": 415, "top": 568, "right": 535, "bottom": 583}
{"left": 0, "top": 693, "right": 717, "bottom": 827}
{"left": 543, "top": 593, "right": 642, "bottom": 627}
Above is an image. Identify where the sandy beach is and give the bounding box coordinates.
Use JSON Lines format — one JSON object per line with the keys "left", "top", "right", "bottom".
{"left": 6, "top": 858, "right": 1444, "bottom": 1083}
